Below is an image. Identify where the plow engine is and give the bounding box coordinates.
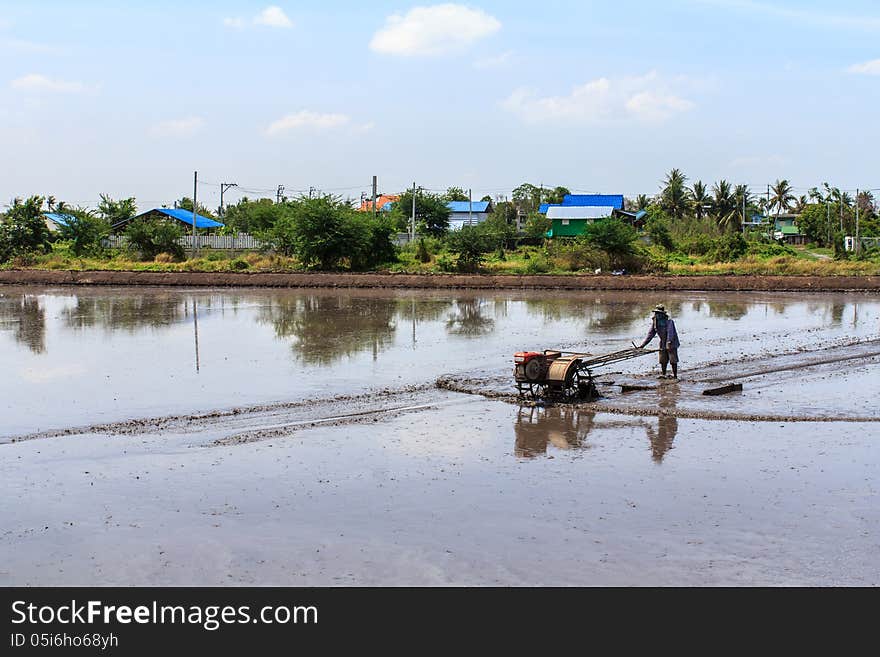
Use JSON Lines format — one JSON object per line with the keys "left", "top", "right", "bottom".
{"left": 514, "top": 350, "right": 561, "bottom": 385}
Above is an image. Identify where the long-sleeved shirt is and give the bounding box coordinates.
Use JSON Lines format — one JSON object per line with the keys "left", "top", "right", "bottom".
{"left": 640, "top": 316, "right": 680, "bottom": 350}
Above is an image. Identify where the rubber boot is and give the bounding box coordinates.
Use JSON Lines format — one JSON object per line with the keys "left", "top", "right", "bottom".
{"left": 671, "top": 363, "right": 678, "bottom": 379}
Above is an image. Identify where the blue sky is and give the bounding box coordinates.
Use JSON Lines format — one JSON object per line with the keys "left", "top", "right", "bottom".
{"left": 1, "top": 1, "right": 878, "bottom": 210}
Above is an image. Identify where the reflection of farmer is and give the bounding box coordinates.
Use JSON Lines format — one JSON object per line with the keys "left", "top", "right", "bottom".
{"left": 646, "top": 382, "right": 679, "bottom": 462}
{"left": 637, "top": 304, "right": 680, "bottom": 379}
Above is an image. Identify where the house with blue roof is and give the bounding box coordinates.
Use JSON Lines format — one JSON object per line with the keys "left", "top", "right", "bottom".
{"left": 42, "top": 212, "right": 76, "bottom": 232}
{"left": 447, "top": 200, "right": 492, "bottom": 231}
{"left": 111, "top": 207, "right": 224, "bottom": 233}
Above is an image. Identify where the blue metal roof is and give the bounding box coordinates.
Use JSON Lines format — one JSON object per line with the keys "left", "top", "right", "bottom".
{"left": 43, "top": 212, "right": 76, "bottom": 227}
{"left": 447, "top": 201, "right": 490, "bottom": 213}
{"left": 538, "top": 203, "right": 551, "bottom": 214}
{"left": 563, "top": 194, "right": 624, "bottom": 210}
{"left": 136, "top": 208, "right": 224, "bottom": 229}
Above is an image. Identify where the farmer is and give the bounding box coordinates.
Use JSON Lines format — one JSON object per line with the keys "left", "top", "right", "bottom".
{"left": 636, "top": 304, "right": 680, "bottom": 379}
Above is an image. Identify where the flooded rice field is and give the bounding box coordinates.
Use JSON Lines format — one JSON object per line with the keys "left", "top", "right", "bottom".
{"left": 1, "top": 285, "right": 879, "bottom": 585}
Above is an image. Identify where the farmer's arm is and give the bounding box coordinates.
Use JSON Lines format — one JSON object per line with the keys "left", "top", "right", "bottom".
{"left": 638, "top": 324, "right": 656, "bottom": 348}
{"left": 667, "top": 320, "right": 679, "bottom": 349}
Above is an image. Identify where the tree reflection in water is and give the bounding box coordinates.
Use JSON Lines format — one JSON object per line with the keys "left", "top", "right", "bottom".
{"left": 0, "top": 294, "right": 46, "bottom": 354}
{"left": 445, "top": 299, "right": 495, "bottom": 337}
{"left": 62, "top": 294, "right": 188, "bottom": 332}
{"left": 258, "top": 295, "right": 398, "bottom": 366}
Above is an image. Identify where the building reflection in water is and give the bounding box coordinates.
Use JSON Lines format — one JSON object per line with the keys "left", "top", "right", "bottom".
{"left": 513, "top": 383, "right": 681, "bottom": 462}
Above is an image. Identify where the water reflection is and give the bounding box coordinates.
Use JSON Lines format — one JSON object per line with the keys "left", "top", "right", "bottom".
{"left": 647, "top": 384, "right": 679, "bottom": 463}
{"left": 513, "top": 386, "right": 681, "bottom": 462}
{"left": 258, "top": 295, "right": 397, "bottom": 365}
{"left": 514, "top": 406, "right": 595, "bottom": 457}
{"left": 445, "top": 299, "right": 495, "bottom": 336}
{"left": 62, "top": 295, "right": 188, "bottom": 332}
{"left": 0, "top": 295, "right": 46, "bottom": 354}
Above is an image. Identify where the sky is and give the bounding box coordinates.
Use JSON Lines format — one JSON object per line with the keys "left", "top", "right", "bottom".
{"left": 0, "top": 0, "right": 878, "bottom": 211}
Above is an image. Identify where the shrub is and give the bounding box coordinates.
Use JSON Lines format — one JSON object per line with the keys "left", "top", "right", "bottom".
{"left": 0, "top": 196, "right": 53, "bottom": 262}
{"left": 523, "top": 255, "right": 551, "bottom": 274}
{"left": 580, "top": 218, "right": 639, "bottom": 267}
{"left": 124, "top": 218, "right": 185, "bottom": 260}
{"left": 549, "top": 240, "right": 610, "bottom": 272}
{"left": 416, "top": 238, "right": 431, "bottom": 263}
{"left": 444, "top": 224, "right": 496, "bottom": 272}
{"left": 57, "top": 210, "right": 110, "bottom": 256}
{"left": 231, "top": 258, "right": 250, "bottom": 270}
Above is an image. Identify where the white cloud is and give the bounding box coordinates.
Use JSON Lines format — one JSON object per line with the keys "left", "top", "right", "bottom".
{"left": 848, "top": 59, "right": 880, "bottom": 75}
{"left": 265, "top": 111, "right": 351, "bottom": 136}
{"left": 223, "top": 6, "right": 293, "bottom": 30}
{"left": 152, "top": 117, "right": 205, "bottom": 138}
{"left": 254, "top": 6, "right": 293, "bottom": 28}
{"left": 10, "top": 73, "right": 85, "bottom": 93}
{"left": 502, "top": 72, "right": 694, "bottom": 124}
{"left": 473, "top": 50, "right": 513, "bottom": 69}
{"left": 370, "top": 4, "right": 501, "bottom": 56}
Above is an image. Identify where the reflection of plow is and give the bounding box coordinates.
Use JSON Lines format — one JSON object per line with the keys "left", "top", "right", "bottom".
{"left": 513, "top": 347, "right": 658, "bottom": 402}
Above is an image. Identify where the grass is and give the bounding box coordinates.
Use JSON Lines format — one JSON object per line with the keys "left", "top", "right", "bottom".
{"left": 5, "top": 243, "right": 880, "bottom": 276}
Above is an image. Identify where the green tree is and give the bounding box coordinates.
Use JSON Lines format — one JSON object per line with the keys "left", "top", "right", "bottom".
{"left": 660, "top": 168, "right": 690, "bottom": 219}
{"left": 97, "top": 195, "right": 137, "bottom": 228}
{"left": 523, "top": 213, "right": 551, "bottom": 241}
{"left": 222, "top": 197, "right": 284, "bottom": 234}
{"left": 770, "top": 179, "right": 795, "bottom": 221}
{"left": 580, "top": 217, "right": 638, "bottom": 264}
{"left": 543, "top": 186, "right": 570, "bottom": 205}
{"left": 645, "top": 210, "right": 674, "bottom": 250}
{"left": 445, "top": 224, "right": 496, "bottom": 272}
{"left": 124, "top": 218, "right": 185, "bottom": 260}
{"left": 262, "top": 196, "right": 396, "bottom": 270}
{"left": 0, "top": 195, "right": 53, "bottom": 262}
{"left": 711, "top": 180, "right": 739, "bottom": 231}
{"left": 57, "top": 209, "right": 111, "bottom": 256}
{"left": 512, "top": 183, "right": 543, "bottom": 214}
{"left": 176, "top": 197, "right": 217, "bottom": 219}
{"left": 690, "top": 180, "right": 709, "bottom": 222}
{"left": 395, "top": 190, "right": 450, "bottom": 238}
{"left": 634, "top": 194, "right": 651, "bottom": 211}
{"left": 443, "top": 187, "right": 469, "bottom": 202}
{"left": 796, "top": 204, "right": 832, "bottom": 245}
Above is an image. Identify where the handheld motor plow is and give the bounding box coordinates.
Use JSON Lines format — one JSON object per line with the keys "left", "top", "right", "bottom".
{"left": 513, "top": 346, "right": 658, "bottom": 402}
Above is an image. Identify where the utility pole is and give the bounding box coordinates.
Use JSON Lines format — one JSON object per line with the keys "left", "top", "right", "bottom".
{"left": 468, "top": 188, "right": 473, "bottom": 225}
{"left": 741, "top": 192, "right": 746, "bottom": 233}
{"left": 411, "top": 182, "right": 417, "bottom": 242}
{"left": 192, "top": 170, "right": 198, "bottom": 258}
{"left": 220, "top": 182, "right": 238, "bottom": 217}
{"left": 371, "top": 175, "right": 378, "bottom": 218}
{"left": 826, "top": 199, "right": 830, "bottom": 246}
{"left": 276, "top": 185, "right": 285, "bottom": 204}
{"left": 855, "top": 188, "right": 860, "bottom": 255}
{"left": 309, "top": 186, "right": 315, "bottom": 199}
{"left": 766, "top": 184, "right": 771, "bottom": 240}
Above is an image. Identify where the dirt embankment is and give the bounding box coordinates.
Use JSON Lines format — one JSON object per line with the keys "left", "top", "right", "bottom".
{"left": 2, "top": 269, "right": 880, "bottom": 291}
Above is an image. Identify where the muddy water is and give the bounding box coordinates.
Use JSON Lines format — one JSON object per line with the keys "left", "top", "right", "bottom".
{"left": 2, "top": 286, "right": 878, "bottom": 437}
{"left": 2, "top": 286, "right": 880, "bottom": 585}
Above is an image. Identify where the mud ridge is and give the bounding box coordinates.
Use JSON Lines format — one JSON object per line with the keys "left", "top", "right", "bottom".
{"left": 2, "top": 270, "right": 880, "bottom": 291}
{"left": 1, "top": 384, "right": 434, "bottom": 445}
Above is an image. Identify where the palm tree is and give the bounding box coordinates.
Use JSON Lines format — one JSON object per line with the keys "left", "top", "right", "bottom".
{"left": 660, "top": 168, "right": 690, "bottom": 220}
{"left": 635, "top": 194, "right": 650, "bottom": 211}
{"left": 711, "top": 180, "right": 738, "bottom": 231}
{"left": 769, "top": 179, "right": 795, "bottom": 221}
{"left": 792, "top": 194, "right": 808, "bottom": 214}
{"left": 690, "top": 181, "right": 709, "bottom": 222}
{"left": 734, "top": 184, "right": 752, "bottom": 227}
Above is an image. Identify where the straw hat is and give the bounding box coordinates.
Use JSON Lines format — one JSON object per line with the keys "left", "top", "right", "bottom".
{"left": 653, "top": 304, "right": 667, "bottom": 314}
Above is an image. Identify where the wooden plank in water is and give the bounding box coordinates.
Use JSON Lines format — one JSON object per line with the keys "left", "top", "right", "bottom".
{"left": 702, "top": 383, "right": 743, "bottom": 396}
{"left": 621, "top": 384, "right": 653, "bottom": 393}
